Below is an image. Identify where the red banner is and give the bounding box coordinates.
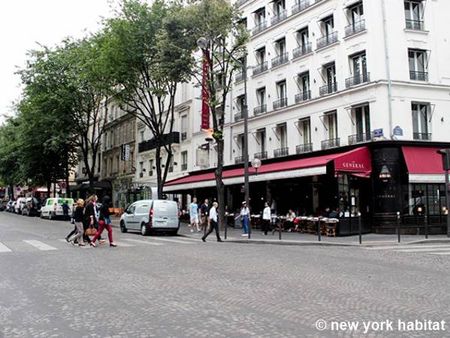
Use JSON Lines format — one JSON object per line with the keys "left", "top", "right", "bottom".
{"left": 201, "top": 50, "right": 210, "bottom": 130}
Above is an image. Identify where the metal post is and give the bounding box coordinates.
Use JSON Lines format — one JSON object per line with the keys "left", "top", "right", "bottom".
{"left": 279, "top": 219, "right": 282, "bottom": 240}
{"left": 317, "top": 218, "right": 321, "bottom": 242}
{"left": 446, "top": 169, "right": 450, "bottom": 237}
{"left": 224, "top": 215, "right": 228, "bottom": 240}
{"left": 397, "top": 211, "right": 401, "bottom": 243}
{"left": 243, "top": 60, "right": 251, "bottom": 240}
{"left": 424, "top": 214, "right": 428, "bottom": 239}
{"left": 358, "top": 213, "right": 362, "bottom": 245}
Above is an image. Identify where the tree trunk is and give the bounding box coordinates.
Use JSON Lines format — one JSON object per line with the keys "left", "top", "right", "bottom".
{"left": 215, "top": 138, "right": 225, "bottom": 229}
{"left": 155, "top": 146, "right": 163, "bottom": 199}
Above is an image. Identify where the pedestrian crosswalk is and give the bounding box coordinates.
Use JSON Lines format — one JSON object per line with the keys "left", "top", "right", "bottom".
{"left": 0, "top": 236, "right": 199, "bottom": 254}
{"left": 365, "top": 244, "right": 450, "bottom": 256}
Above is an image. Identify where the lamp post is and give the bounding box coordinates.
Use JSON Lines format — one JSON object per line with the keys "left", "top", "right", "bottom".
{"left": 437, "top": 149, "right": 450, "bottom": 237}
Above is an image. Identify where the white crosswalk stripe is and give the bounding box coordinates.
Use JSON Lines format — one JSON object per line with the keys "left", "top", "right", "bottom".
{"left": 23, "top": 240, "right": 57, "bottom": 251}
{"left": 123, "top": 238, "right": 164, "bottom": 246}
{"left": 145, "top": 237, "right": 194, "bottom": 245}
{"left": 0, "top": 241, "right": 12, "bottom": 253}
{"left": 365, "top": 244, "right": 450, "bottom": 256}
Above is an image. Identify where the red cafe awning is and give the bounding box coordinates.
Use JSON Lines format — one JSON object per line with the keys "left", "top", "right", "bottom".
{"left": 402, "top": 146, "right": 445, "bottom": 183}
{"left": 165, "top": 146, "right": 372, "bottom": 192}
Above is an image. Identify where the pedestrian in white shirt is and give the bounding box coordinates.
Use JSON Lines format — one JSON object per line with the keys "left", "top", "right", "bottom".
{"left": 201, "top": 202, "right": 223, "bottom": 242}
{"left": 240, "top": 201, "right": 250, "bottom": 236}
{"left": 262, "top": 202, "right": 271, "bottom": 235}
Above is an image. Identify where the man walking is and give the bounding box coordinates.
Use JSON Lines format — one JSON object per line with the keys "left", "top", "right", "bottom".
{"left": 189, "top": 197, "right": 200, "bottom": 232}
{"left": 200, "top": 199, "right": 210, "bottom": 234}
{"left": 262, "top": 202, "right": 271, "bottom": 235}
{"left": 201, "top": 201, "right": 223, "bottom": 242}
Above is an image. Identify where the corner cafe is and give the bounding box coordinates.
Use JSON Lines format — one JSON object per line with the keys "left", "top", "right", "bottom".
{"left": 165, "top": 141, "right": 450, "bottom": 235}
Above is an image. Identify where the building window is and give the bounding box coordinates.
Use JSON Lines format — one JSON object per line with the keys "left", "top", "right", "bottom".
{"left": 412, "top": 102, "right": 430, "bottom": 140}
{"left": 272, "top": 38, "right": 288, "bottom": 67}
{"left": 140, "top": 130, "right": 145, "bottom": 143}
{"left": 253, "top": 7, "right": 267, "bottom": 35}
{"left": 254, "top": 87, "right": 267, "bottom": 115}
{"left": 346, "top": 51, "right": 369, "bottom": 87}
{"left": 293, "top": 27, "right": 311, "bottom": 58}
{"left": 139, "top": 161, "right": 144, "bottom": 177}
{"left": 253, "top": 47, "right": 268, "bottom": 75}
{"left": 274, "top": 123, "right": 288, "bottom": 157}
{"left": 404, "top": 1, "right": 424, "bottom": 30}
{"left": 235, "top": 95, "right": 246, "bottom": 121}
{"left": 317, "top": 15, "right": 337, "bottom": 49}
{"left": 346, "top": 1, "right": 365, "bottom": 37}
{"left": 349, "top": 105, "right": 371, "bottom": 144}
{"left": 235, "top": 134, "right": 245, "bottom": 163}
{"left": 322, "top": 111, "right": 339, "bottom": 150}
{"left": 271, "top": 0, "right": 287, "bottom": 25}
{"left": 274, "top": 80, "right": 287, "bottom": 109}
{"left": 257, "top": 128, "right": 266, "bottom": 156}
{"left": 295, "top": 71, "right": 310, "bottom": 102}
{"left": 320, "top": 62, "right": 337, "bottom": 95}
{"left": 409, "top": 49, "right": 428, "bottom": 81}
{"left": 149, "top": 159, "right": 154, "bottom": 176}
{"left": 181, "top": 151, "right": 188, "bottom": 171}
{"left": 296, "top": 117, "right": 312, "bottom": 153}
{"left": 181, "top": 115, "right": 188, "bottom": 141}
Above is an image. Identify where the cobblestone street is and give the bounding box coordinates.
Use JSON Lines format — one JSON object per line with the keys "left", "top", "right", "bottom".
{"left": 1, "top": 212, "right": 450, "bottom": 337}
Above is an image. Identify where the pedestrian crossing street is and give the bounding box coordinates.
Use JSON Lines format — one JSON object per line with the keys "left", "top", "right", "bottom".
{"left": 365, "top": 244, "right": 450, "bottom": 256}
{"left": 0, "top": 236, "right": 199, "bottom": 254}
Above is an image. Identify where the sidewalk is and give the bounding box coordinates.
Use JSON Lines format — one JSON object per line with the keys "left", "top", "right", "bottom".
{"left": 110, "top": 217, "right": 450, "bottom": 247}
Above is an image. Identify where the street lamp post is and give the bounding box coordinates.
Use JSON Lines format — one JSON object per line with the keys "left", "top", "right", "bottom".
{"left": 242, "top": 55, "right": 251, "bottom": 238}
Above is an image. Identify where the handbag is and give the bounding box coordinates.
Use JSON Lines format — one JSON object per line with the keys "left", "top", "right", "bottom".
{"left": 85, "top": 226, "right": 97, "bottom": 236}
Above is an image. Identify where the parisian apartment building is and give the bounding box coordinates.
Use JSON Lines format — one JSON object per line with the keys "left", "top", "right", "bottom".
{"left": 74, "top": 0, "right": 450, "bottom": 234}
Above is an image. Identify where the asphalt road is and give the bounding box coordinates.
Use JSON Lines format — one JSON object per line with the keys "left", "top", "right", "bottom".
{"left": 0, "top": 212, "right": 449, "bottom": 337}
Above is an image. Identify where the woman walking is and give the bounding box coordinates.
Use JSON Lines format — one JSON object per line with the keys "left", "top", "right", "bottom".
{"left": 68, "top": 199, "right": 86, "bottom": 246}
{"left": 90, "top": 196, "right": 116, "bottom": 247}
{"left": 240, "top": 201, "right": 250, "bottom": 237}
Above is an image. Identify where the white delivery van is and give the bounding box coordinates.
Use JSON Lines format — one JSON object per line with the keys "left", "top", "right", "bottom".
{"left": 120, "top": 199, "right": 179, "bottom": 235}
{"left": 40, "top": 198, "right": 74, "bottom": 220}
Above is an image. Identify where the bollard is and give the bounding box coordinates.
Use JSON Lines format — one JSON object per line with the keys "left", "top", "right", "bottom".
{"left": 279, "top": 219, "right": 282, "bottom": 240}
{"left": 358, "top": 213, "right": 362, "bottom": 245}
{"left": 224, "top": 218, "right": 228, "bottom": 240}
{"left": 317, "top": 218, "right": 321, "bottom": 242}
{"left": 424, "top": 214, "right": 428, "bottom": 239}
{"left": 397, "top": 211, "right": 401, "bottom": 243}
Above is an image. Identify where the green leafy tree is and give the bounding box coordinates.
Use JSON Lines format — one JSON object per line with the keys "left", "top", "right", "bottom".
{"left": 0, "top": 117, "right": 23, "bottom": 197}
{"left": 99, "top": 0, "right": 196, "bottom": 198}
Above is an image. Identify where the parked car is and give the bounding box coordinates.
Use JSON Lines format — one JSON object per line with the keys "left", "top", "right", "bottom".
{"left": 21, "top": 197, "right": 41, "bottom": 216}
{"left": 40, "top": 198, "right": 74, "bottom": 220}
{"left": 14, "top": 197, "right": 27, "bottom": 214}
{"left": 120, "top": 199, "right": 180, "bottom": 235}
{"left": 0, "top": 200, "right": 7, "bottom": 211}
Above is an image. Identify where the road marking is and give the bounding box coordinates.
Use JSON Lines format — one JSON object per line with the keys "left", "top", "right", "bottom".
{"left": 113, "top": 242, "right": 135, "bottom": 247}
{"left": 147, "top": 237, "right": 194, "bottom": 244}
{"left": 429, "top": 252, "right": 450, "bottom": 255}
{"left": 123, "top": 239, "right": 163, "bottom": 246}
{"left": 23, "top": 240, "right": 57, "bottom": 251}
{"left": 366, "top": 244, "right": 450, "bottom": 250}
{"left": 0, "top": 242, "right": 12, "bottom": 253}
{"left": 393, "top": 247, "right": 450, "bottom": 253}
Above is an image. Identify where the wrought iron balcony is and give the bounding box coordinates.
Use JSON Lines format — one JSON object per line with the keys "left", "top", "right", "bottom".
{"left": 348, "top": 133, "right": 371, "bottom": 145}
{"left": 345, "top": 19, "right": 366, "bottom": 37}
{"left": 273, "top": 97, "right": 288, "bottom": 110}
{"left": 271, "top": 10, "right": 288, "bottom": 25}
{"left": 271, "top": 53, "right": 289, "bottom": 68}
{"left": 235, "top": 71, "right": 246, "bottom": 83}
{"left": 319, "top": 82, "right": 338, "bottom": 96}
{"left": 413, "top": 132, "right": 432, "bottom": 141}
{"left": 296, "top": 143, "right": 313, "bottom": 154}
{"left": 345, "top": 72, "right": 370, "bottom": 88}
{"left": 274, "top": 147, "right": 289, "bottom": 158}
{"left": 138, "top": 132, "right": 180, "bottom": 153}
{"left": 406, "top": 19, "right": 424, "bottom": 30}
{"left": 295, "top": 90, "right": 311, "bottom": 103}
{"left": 252, "top": 62, "right": 268, "bottom": 76}
{"left": 291, "top": 0, "right": 311, "bottom": 15}
{"left": 292, "top": 43, "right": 312, "bottom": 59}
{"left": 234, "top": 111, "right": 245, "bottom": 122}
{"left": 252, "top": 21, "right": 268, "bottom": 35}
{"left": 181, "top": 163, "right": 188, "bottom": 171}
{"left": 321, "top": 138, "right": 340, "bottom": 150}
{"left": 254, "top": 104, "right": 267, "bottom": 115}
{"left": 235, "top": 156, "right": 245, "bottom": 164}
{"left": 254, "top": 151, "right": 268, "bottom": 160}
{"left": 410, "top": 71, "right": 428, "bottom": 81}
{"left": 316, "top": 31, "right": 338, "bottom": 49}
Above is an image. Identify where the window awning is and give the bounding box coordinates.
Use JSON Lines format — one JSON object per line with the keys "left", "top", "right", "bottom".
{"left": 165, "top": 147, "right": 371, "bottom": 192}
{"left": 402, "top": 146, "right": 445, "bottom": 183}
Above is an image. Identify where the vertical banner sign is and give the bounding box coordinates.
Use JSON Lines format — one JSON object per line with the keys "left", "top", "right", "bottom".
{"left": 201, "top": 50, "right": 210, "bottom": 130}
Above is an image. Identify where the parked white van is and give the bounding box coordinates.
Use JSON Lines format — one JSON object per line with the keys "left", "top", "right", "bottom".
{"left": 14, "top": 197, "right": 27, "bottom": 214}
{"left": 120, "top": 199, "right": 179, "bottom": 235}
{"left": 40, "top": 198, "right": 74, "bottom": 220}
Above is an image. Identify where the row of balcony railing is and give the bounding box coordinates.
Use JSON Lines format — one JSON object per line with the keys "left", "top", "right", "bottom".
{"left": 233, "top": 131, "right": 433, "bottom": 163}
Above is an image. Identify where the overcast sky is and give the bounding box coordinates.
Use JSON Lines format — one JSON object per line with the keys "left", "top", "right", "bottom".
{"left": 0, "top": 0, "right": 117, "bottom": 122}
